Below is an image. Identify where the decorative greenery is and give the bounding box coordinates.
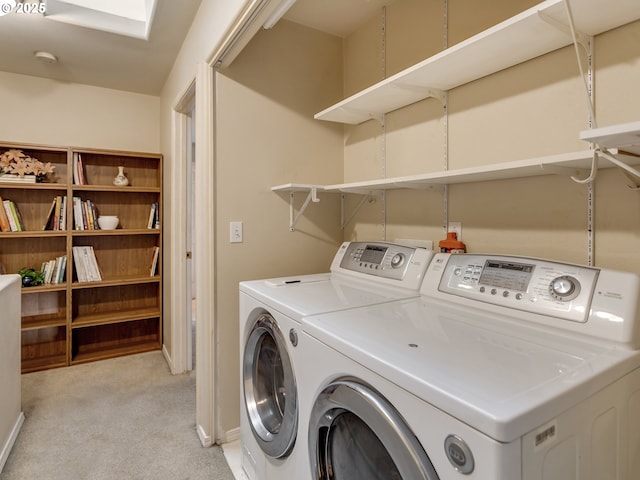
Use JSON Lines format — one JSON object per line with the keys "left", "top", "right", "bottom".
{"left": 19, "top": 267, "right": 45, "bottom": 287}
{"left": 0, "top": 149, "right": 55, "bottom": 181}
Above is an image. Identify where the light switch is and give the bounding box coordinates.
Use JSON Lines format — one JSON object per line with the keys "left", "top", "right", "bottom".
{"left": 230, "top": 221, "right": 243, "bottom": 243}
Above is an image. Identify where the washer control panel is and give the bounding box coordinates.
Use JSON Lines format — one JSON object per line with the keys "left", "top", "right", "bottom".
{"left": 338, "top": 242, "right": 418, "bottom": 280}
{"left": 437, "top": 254, "right": 599, "bottom": 323}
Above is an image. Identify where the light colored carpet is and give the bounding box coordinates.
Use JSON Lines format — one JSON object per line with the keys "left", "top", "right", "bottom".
{"left": 0, "top": 351, "right": 235, "bottom": 480}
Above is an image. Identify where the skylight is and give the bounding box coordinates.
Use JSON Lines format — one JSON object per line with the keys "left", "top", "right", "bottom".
{"left": 45, "top": 0, "right": 157, "bottom": 40}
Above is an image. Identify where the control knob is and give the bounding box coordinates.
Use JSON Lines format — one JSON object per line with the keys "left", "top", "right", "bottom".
{"left": 390, "top": 253, "right": 405, "bottom": 269}
{"left": 549, "top": 275, "right": 580, "bottom": 301}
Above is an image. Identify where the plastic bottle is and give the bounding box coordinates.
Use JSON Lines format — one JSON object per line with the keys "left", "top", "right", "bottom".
{"left": 439, "top": 232, "right": 466, "bottom": 253}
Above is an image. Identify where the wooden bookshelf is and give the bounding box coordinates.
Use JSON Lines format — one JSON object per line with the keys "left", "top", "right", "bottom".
{"left": 0, "top": 142, "right": 162, "bottom": 373}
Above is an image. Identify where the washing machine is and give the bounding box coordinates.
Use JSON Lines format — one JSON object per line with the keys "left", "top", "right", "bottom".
{"left": 239, "top": 241, "right": 434, "bottom": 480}
{"left": 302, "top": 252, "right": 640, "bottom": 479}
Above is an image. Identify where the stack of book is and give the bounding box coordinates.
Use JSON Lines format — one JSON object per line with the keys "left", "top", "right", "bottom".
{"left": 42, "top": 196, "right": 67, "bottom": 231}
{"left": 41, "top": 255, "right": 67, "bottom": 284}
{"left": 72, "top": 246, "right": 102, "bottom": 282}
{"left": 72, "top": 197, "right": 100, "bottom": 230}
{"left": 0, "top": 196, "right": 25, "bottom": 231}
{"left": 72, "top": 152, "right": 87, "bottom": 185}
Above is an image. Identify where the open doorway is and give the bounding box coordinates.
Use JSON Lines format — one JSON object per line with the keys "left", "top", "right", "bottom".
{"left": 186, "top": 105, "right": 196, "bottom": 371}
{"left": 170, "top": 63, "right": 217, "bottom": 446}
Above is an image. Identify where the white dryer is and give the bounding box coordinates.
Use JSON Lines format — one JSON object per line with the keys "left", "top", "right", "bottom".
{"left": 302, "top": 253, "right": 640, "bottom": 479}
{"left": 239, "top": 241, "right": 434, "bottom": 480}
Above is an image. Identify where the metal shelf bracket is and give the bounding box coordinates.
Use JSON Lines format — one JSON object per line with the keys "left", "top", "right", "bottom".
{"left": 340, "top": 192, "right": 379, "bottom": 230}
{"left": 289, "top": 187, "right": 320, "bottom": 231}
{"left": 538, "top": 9, "right": 589, "bottom": 52}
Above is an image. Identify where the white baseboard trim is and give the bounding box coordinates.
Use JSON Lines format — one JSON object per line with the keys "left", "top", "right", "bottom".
{"left": 0, "top": 412, "right": 24, "bottom": 473}
{"left": 162, "top": 345, "right": 177, "bottom": 374}
{"left": 222, "top": 427, "right": 240, "bottom": 444}
{"left": 197, "top": 423, "right": 212, "bottom": 447}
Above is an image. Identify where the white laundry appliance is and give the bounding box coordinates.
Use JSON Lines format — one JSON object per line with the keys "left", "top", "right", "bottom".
{"left": 239, "top": 241, "right": 434, "bottom": 480}
{"left": 302, "top": 252, "right": 640, "bottom": 479}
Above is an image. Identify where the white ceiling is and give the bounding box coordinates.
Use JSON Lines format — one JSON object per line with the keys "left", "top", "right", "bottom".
{"left": 0, "top": 0, "right": 392, "bottom": 96}
{"left": 0, "top": 0, "right": 202, "bottom": 95}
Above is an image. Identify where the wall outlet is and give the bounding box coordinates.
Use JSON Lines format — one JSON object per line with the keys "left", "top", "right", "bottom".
{"left": 230, "top": 221, "right": 243, "bottom": 243}
{"left": 447, "top": 221, "right": 462, "bottom": 241}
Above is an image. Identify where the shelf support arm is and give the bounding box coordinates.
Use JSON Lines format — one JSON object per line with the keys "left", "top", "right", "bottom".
{"left": 392, "top": 84, "right": 447, "bottom": 105}
{"left": 537, "top": 10, "right": 589, "bottom": 53}
{"left": 597, "top": 148, "right": 640, "bottom": 190}
{"left": 289, "top": 187, "right": 320, "bottom": 231}
{"left": 341, "top": 192, "right": 376, "bottom": 230}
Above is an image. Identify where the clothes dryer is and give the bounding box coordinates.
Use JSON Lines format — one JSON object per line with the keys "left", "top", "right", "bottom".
{"left": 239, "top": 241, "right": 433, "bottom": 480}
{"left": 303, "top": 253, "right": 640, "bottom": 479}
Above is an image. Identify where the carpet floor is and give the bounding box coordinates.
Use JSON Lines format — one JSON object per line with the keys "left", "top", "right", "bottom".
{"left": 0, "top": 351, "right": 235, "bottom": 480}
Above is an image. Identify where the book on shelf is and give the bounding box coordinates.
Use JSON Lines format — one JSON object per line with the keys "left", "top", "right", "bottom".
{"left": 1, "top": 198, "right": 24, "bottom": 231}
{"left": 72, "top": 246, "right": 102, "bottom": 282}
{"left": 58, "top": 195, "right": 67, "bottom": 231}
{"left": 43, "top": 196, "right": 67, "bottom": 231}
{"left": 147, "top": 202, "right": 160, "bottom": 229}
{"left": 72, "top": 152, "right": 87, "bottom": 185}
{"left": 0, "top": 195, "right": 11, "bottom": 232}
{"left": 41, "top": 255, "right": 67, "bottom": 284}
{"left": 73, "top": 197, "right": 100, "bottom": 230}
{"left": 42, "top": 198, "right": 56, "bottom": 230}
{"left": 150, "top": 246, "right": 160, "bottom": 276}
{"left": 0, "top": 173, "right": 36, "bottom": 184}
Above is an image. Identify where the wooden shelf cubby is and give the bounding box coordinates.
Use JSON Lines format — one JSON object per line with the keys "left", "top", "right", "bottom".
{"left": 0, "top": 142, "right": 162, "bottom": 372}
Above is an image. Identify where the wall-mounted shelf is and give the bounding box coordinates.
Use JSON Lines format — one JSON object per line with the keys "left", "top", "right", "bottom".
{"left": 315, "top": 0, "right": 640, "bottom": 125}
{"left": 580, "top": 121, "right": 640, "bottom": 187}
{"left": 580, "top": 121, "right": 640, "bottom": 155}
{"left": 272, "top": 184, "right": 327, "bottom": 231}
{"left": 322, "top": 150, "right": 640, "bottom": 194}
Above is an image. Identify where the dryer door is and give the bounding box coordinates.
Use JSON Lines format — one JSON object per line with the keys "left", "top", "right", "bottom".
{"left": 243, "top": 313, "right": 297, "bottom": 458}
{"left": 309, "top": 379, "right": 439, "bottom": 480}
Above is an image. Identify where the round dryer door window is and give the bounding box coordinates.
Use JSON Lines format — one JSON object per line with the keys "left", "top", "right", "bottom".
{"left": 243, "top": 313, "right": 298, "bottom": 458}
{"left": 309, "top": 379, "right": 439, "bottom": 480}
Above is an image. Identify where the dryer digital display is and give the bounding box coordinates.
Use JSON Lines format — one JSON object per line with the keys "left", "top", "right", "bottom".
{"left": 360, "top": 245, "right": 387, "bottom": 265}
{"left": 478, "top": 261, "right": 535, "bottom": 292}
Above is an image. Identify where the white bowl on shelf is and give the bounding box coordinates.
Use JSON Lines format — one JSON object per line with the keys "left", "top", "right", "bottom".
{"left": 97, "top": 215, "right": 119, "bottom": 230}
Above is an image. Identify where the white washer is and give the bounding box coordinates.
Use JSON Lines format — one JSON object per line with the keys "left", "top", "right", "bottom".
{"left": 303, "top": 253, "right": 640, "bottom": 479}
{"left": 239, "top": 241, "right": 434, "bottom": 480}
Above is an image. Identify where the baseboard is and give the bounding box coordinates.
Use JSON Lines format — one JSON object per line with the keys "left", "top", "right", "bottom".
{"left": 197, "top": 424, "right": 239, "bottom": 447}
{"left": 0, "top": 412, "right": 24, "bottom": 473}
{"left": 222, "top": 427, "right": 240, "bottom": 444}
{"left": 197, "top": 423, "right": 212, "bottom": 447}
{"left": 162, "top": 345, "right": 176, "bottom": 374}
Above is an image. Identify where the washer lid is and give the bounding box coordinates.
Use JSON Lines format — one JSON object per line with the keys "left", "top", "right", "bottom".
{"left": 303, "top": 297, "right": 640, "bottom": 443}
{"left": 240, "top": 273, "right": 421, "bottom": 321}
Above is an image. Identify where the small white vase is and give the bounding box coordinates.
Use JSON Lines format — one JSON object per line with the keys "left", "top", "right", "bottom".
{"left": 113, "top": 166, "right": 129, "bottom": 186}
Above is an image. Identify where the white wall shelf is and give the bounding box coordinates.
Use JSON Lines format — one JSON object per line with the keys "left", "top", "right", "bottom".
{"left": 315, "top": 0, "right": 640, "bottom": 125}
{"left": 274, "top": 150, "right": 639, "bottom": 197}
{"left": 321, "top": 150, "right": 640, "bottom": 194}
{"left": 580, "top": 121, "right": 640, "bottom": 156}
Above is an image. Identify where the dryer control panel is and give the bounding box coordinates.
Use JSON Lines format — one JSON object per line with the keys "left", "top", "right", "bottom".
{"left": 332, "top": 241, "right": 431, "bottom": 284}
{"left": 423, "top": 253, "right": 640, "bottom": 348}
{"left": 436, "top": 254, "right": 599, "bottom": 323}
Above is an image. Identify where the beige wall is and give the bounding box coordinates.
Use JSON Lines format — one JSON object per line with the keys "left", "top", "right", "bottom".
{"left": 215, "top": 20, "right": 344, "bottom": 434}
{"left": 158, "top": 0, "right": 248, "bottom": 370}
{"left": 340, "top": 1, "right": 640, "bottom": 273}
{"left": 0, "top": 71, "right": 159, "bottom": 152}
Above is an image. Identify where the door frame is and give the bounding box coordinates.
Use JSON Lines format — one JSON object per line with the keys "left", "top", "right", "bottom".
{"left": 170, "top": 63, "right": 217, "bottom": 446}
